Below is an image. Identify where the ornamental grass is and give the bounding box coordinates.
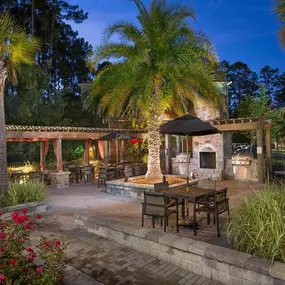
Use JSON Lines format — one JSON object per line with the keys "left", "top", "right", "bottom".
{"left": 5, "top": 181, "right": 47, "bottom": 206}
{"left": 228, "top": 182, "right": 285, "bottom": 262}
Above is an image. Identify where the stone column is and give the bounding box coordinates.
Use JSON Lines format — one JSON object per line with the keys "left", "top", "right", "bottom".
{"left": 265, "top": 128, "right": 272, "bottom": 177}
{"left": 165, "top": 134, "right": 170, "bottom": 174}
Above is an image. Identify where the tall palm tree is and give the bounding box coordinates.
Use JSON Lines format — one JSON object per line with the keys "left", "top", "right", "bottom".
{"left": 276, "top": 0, "right": 285, "bottom": 47}
{"left": 0, "top": 14, "right": 40, "bottom": 192}
{"left": 87, "top": 0, "right": 219, "bottom": 179}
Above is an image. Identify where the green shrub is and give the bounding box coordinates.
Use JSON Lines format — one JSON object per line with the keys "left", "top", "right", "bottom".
{"left": 5, "top": 180, "right": 47, "bottom": 206}
{"left": 228, "top": 183, "right": 285, "bottom": 262}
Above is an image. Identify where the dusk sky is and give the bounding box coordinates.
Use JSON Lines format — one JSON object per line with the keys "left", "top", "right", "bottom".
{"left": 69, "top": 0, "right": 285, "bottom": 73}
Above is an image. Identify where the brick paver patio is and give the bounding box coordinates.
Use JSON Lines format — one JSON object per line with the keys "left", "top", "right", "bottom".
{"left": 47, "top": 180, "right": 262, "bottom": 247}
{"left": 34, "top": 180, "right": 262, "bottom": 284}
{"left": 31, "top": 214, "right": 222, "bottom": 284}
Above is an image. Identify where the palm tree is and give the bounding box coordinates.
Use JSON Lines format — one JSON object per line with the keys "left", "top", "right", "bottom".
{"left": 0, "top": 14, "right": 40, "bottom": 192}
{"left": 87, "top": 0, "right": 219, "bottom": 179}
{"left": 276, "top": 0, "right": 285, "bottom": 47}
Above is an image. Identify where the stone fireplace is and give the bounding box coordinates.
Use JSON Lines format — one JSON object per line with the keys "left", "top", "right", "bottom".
{"left": 170, "top": 86, "right": 233, "bottom": 181}
{"left": 199, "top": 144, "right": 216, "bottom": 169}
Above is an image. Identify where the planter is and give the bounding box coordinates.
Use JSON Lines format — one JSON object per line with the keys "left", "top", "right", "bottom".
{"left": 49, "top": 171, "right": 70, "bottom": 188}
{"left": 1, "top": 200, "right": 47, "bottom": 219}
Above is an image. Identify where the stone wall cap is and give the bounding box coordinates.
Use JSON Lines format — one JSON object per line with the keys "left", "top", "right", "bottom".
{"left": 173, "top": 237, "right": 195, "bottom": 251}
{"left": 158, "top": 233, "right": 181, "bottom": 246}
{"left": 245, "top": 256, "right": 272, "bottom": 275}
{"left": 188, "top": 241, "right": 211, "bottom": 256}
{"left": 270, "top": 262, "right": 285, "bottom": 281}
{"left": 134, "top": 228, "right": 152, "bottom": 238}
{"left": 1, "top": 201, "right": 40, "bottom": 212}
{"left": 145, "top": 229, "right": 165, "bottom": 242}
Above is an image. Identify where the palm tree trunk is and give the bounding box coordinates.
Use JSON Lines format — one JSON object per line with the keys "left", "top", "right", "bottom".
{"left": 145, "top": 115, "right": 163, "bottom": 179}
{"left": 0, "top": 61, "right": 8, "bottom": 192}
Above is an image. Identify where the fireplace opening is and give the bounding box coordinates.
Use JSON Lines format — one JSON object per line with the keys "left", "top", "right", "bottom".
{"left": 200, "top": 152, "right": 216, "bottom": 169}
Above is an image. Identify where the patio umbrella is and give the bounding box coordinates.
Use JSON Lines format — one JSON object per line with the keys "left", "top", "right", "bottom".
{"left": 160, "top": 114, "right": 219, "bottom": 182}
{"left": 96, "top": 132, "right": 138, "bottom": 164}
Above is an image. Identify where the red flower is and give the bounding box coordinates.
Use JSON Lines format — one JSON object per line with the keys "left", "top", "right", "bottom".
{"left": 0, "top": 232, "right": 4, "bottom": 239}
{"left": 21, "top": 208, "right": 28, "bottom": 213}
{"left": 35, "top": 267, "right": 43, "bottom": 273}
{"left": 35, "top": 214, "right": 41, "bottom": 219}
{"left": 9, "top": 259, "right": 17, "bottom": 266}
{"left": 54, "top": 240, "right": 61, "bottom": 246}
{"left": 12, "top": 212, "right": 18, "bottom": 219}
{"left": 57, "top": 277, "right": 64, "bottom": 283}
{"left": 0, "top": 275, "right": 5, "bottom": 283}
{"left": 24, "top": 223, "right": 34, "bottom": 230}
{"left": 0, "top": 211, "right": 2, "bottom": 216}
{"left": 26, "top": 248, "right": 33, "bottom": 253}
{"left": 0, "top": 248, "right": 4, "bottom": 253}
{"left": 44, "top": 241, "right": 51, "bottom": 247}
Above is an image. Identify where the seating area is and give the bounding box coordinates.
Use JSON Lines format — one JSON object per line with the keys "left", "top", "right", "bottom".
{"left": 141, "top": 178, "right": 230, "bottom": 237}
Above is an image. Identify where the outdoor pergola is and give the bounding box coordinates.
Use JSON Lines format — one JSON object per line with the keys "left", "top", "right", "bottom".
{"left": 6, "top": 115, "right": 273, "bottom": 183}
{"left": 6, "top": 125, "right": 144, "bottom": 171}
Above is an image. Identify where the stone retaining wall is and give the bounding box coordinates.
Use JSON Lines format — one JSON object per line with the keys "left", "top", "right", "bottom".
{"left": 74, "top": 213, "right": 285, "bottom": 285}
{"left": 1, "top": 201, "right": 47, "bottom": 219}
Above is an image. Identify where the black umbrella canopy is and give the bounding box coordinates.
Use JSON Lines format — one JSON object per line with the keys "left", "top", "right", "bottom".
{"left": 160, "top": 114, "right": 219, "bottom": 136}
{"left": 96, "top": 132, "right": 137, "bottom": 141}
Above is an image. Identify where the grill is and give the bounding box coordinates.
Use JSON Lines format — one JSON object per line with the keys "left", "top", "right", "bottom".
{"left": 232, "top": 153, "right": 251, "bottom": 179}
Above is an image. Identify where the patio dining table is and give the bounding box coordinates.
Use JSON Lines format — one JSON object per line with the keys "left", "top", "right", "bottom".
{"left": 163, "top": 186, "right": 215, "bottom": 235}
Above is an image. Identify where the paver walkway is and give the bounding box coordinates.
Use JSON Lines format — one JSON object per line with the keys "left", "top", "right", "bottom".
{"left": 31, "top": 214, "right": 221, "bottom": 285}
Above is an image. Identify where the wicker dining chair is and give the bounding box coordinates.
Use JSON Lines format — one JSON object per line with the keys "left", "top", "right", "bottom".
{"left": 195, "top": 188, "right": 229, "bottom": 237}
{"left": 142, "top": 192, "right": 179, "bottom": 232}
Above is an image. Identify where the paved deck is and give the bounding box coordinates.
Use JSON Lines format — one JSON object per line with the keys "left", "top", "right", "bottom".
{"left": 47, "top": 180, "right": 262, "bottom": 247}
{"left": 34, "top": 180, "right": 262, "bottom": 284}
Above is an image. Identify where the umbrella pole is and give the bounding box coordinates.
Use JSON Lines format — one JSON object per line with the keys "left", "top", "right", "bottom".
{"left": 186, "top": 135, "right": 189, "bottom": 192}
{"left": 116, "top": 138, "right": 119, "bottom": 165}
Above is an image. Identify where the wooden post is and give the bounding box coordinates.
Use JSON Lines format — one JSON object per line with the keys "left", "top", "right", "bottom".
{"left": 53, "top": 138, "right": 62, "bottom": 172}
{"left": 83, "top": 139, "right": 91, "bottom": 165}
{"left": 120, "top": 140, "right": 124, "bottom": 162}
{"left": 257, "top": 118, "right": 264, "bottom": 183}
{"left": 40, "top": 141, "right": 47, "bottom": 171}
{"left": 265, "top": 128, "right": 272, "bottom": 178}
{"left": 138, "top": 140, "right": 142, "bottom": 162}
{"left": 104, "top": 141, "right": 108, "bottom": 165}
{"left": 165, "top": 134, "right": 170, "bottom": 174}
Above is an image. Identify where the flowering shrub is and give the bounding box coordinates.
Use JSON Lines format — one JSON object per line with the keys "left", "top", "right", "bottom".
{"left": 0, "top": 209, "right": 66, "bottom": 284}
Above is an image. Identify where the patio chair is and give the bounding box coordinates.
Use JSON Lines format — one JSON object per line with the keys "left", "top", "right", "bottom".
{"left": 28, "top": 171, "right": 42, "bottom": 182}
{"left": 154, "top": 181, "right": 184, "bottom": 216}
{"left": 11, "top": 170, "right": 24, "bottom": 182}
{"left": 196, "top": 179, "right": 216, "bottom": 208}
{"left": 195, "top": 188, "right": 229, "bottom": 237}
{"left": 83, "top": 166, "right": 94, "bottom": 183}
{"left": 142, "top": 192, "right": 179, "bottom": 233}
{"left": 98, "top": 167, "right": 107, "bottom": 187}
{"left": 69, "top": 166, "right": 79, "bottom": 184}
